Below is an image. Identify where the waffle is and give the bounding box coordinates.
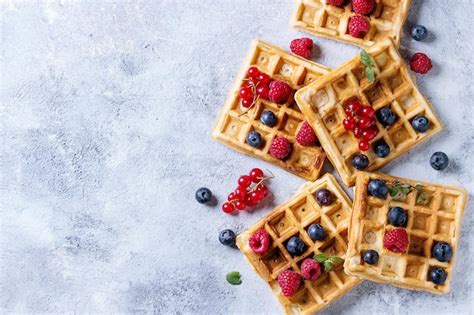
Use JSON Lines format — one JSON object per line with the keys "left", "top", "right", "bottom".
{"left": 212, "top": 40, "right": 331, "bottom": 181}
{"left": 237, "top": 174, "right": 360, "bottom": 314}
{"left": 294, "top": 38, "right": 443, "bottom": 186}
{"left": 344, "top": 171, "right": 468, "bottom": 294}
{"left": 291, "top": 0, "right": 411, "bottom": 48}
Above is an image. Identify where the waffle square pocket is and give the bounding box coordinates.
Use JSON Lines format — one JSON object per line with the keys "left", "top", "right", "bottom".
{"left": 237, "top": 174, "right": 360, "bottom": 314}
{"left": 213, "top": 40, "right": 330, "bottom": 180}
{"left": 294, "top": 38, "right": 442, "bottom": 186}
{"left": 291, "top": 0, "right": 412, "bottom": 48}
{"left": 344, "top": 171, "right": 468, "bottom": 294}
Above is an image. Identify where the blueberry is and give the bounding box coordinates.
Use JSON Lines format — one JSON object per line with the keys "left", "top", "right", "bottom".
{"left": 432, "top": 242, "right": 453, "bottom": 262}
{"left": 429, "top": 267, "right": 447, "bottom": 285}
{"left": 316, "top": 189, "right": 333, "bottom": 206}
{"left": 430, "top": 152, "right": 449, "bottom": 171}
{"left": 411, "top": 115, "right": 430, "bottom": 133}
{"left": 373, "top": 140, "right": 390, "bottom": 158}
{"left": 367, "top": 179, "right": 388, "bottom": 199}
{"left": 352, "top": 153, "right": 369, "bottom": 170}
{"left": 219, "top": 229, "right": 236, "bottom": 247}
{"left": 376, "top": 107, "right": 397, "bottom": 127}
{"left": 411, "top": 25, "right": 428, "bottom": 41}
{"left": 246, "top": 131, "right": 263, "bottom": 148}
{"left": 307, "top": 224, "right": 327, "bottom": 241}
{"left": 286, "top": 236, "right": 306, "bottom": 256}
{"left": 261, "top": 110, "right": 277, "bottom": 127}
{"left": 195, "top": 187, "right": 212, "bottom": 204}
{"left": 363, "top": 250, "right": 379, "bottom": 265}
{"left": 387, "top": 207, "right": 408, "bottom": 227}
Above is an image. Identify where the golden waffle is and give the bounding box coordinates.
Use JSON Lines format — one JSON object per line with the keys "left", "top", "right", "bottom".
{"left": 212, "top": 40, "right": 330, "bottom": 181}
{"left": 294, "top": 38, "right": 443, "bottom": 186}
{"left": 291, "top": 0, "right": 411, "bottom": 48}
{"left": 344, "top": 171, "right": 468, "bottom": 294}
{"left": 237, "top": 174, "right": 360, "bottom": 314}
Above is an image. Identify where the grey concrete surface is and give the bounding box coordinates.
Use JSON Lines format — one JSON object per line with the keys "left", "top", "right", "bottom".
{"left": 1, "top": 0, "right": 473, "bottom": 314}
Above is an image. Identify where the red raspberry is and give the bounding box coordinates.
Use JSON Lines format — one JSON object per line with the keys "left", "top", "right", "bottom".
{"left": 277, "top": 270, "right": 301, "bottom": 297}
{"left": 410, "top": 52, "right": 433, "bottom": 74}
{"left": 352, "top": 0, "right": 375, "bottom": 15}
{"left": 300, "top": 259, "right": 321, "bottom": 281}
{"left": 327, "top": 0, "right": 345, "bottom": 7}
{"left": 268, "top": 80, "right": 293, "bottom": 104}
{"left": 270, "top": 136, "right": 292, "bottom": 159}
{"left": 290, "top": 38, "right": 314, "bottom": 58}
{"left": 296, "top": 121, "right": 318, "bottom": 146}
{"left": 383, "top": 228, "right": 409, "bottom": 253}
{"left": 248, "top": 228, "right": 271, "bottom": 254}
{"left": 348, "top": 15, "right": 370, "bottom": 38}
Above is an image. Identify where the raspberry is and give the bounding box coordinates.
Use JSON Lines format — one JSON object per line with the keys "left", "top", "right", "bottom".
{"left": 348, "top": 15, "right": 370, "bottom": 38}
{"left": 277, "top": 270, "right": 301, "bottom": 297}
{"left": 296, "top": 121, "right": 318, "bottom": 146}
{"left": 383, "top": 228, "right": 409, "bottom": 253}
{"left": 290, "top": 38, "right": 313, "bottom": 58}
{"left": 300, "top": 259, "right": 321, "bottom": 281}
{"left": 352, "top": 0, "right": 375, "bottom": 15}
{"left": 327, "top": 0, "right": 345, "bottom": 6}
{"left": 248, "top": 228, "right": 271, "bottom": 254}
{"left": 270, "top": 136, "right": 292, "bottom": 159}
{"left": 268, "top": 80, "right": 293, "bottom": 104}
{"left": 410, "top": 52, "right": 432, "bottom": 74}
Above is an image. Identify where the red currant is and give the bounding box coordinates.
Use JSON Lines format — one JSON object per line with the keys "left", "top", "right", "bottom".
{"left": 238, "top": 175, "right": 252, "bottom": 188}
{"left": 234, "top": 200, "right": 247, "bottom": 211}
{"left": 250, "top": 191, "right": 264, "bottom": 204}
{"left": 359, "top": 116, "right": 375, "bottom": 129}
{"left": 359, "top": 140, "right": 370, "bottom": 151}
{"left": 234, "top": 187, "right": 247, "bottom": 199}
{"left": 256, "top": 184, "right": 268, "bottom": 197}
{"left": 241, "top": 99, "right": 253, "bottom": 108}
{"left": 228, "top": 192, "right": 236, "bottom": 201}
{"left": 344, "top": 99, "right": 362, "bottom": 116}
{"left": 343, "top": 117, "right": 356, "bottom": 131}
{"left": 246, "top": 195, "right": 257, "bottom": 207}
{"left": 362, "top": 127, "right": 378, "bottom": 141}
{"left": 361, "top": 106, "right": 375, "bottom": 118}
{"left": 239, "top": 87, "right": 254, "bottom": 101}
{"left": 247, "top": 67, "right": 260, "bottom": 79}
{"left": 354, "top": 127, "right": 363, "bottom": 138}
{"left": 222, "top": 202, "right": 235, "bottom": 213}
{"left": 249, "top": 168, "right": 264, "bottom": 183}
{"left": 257, "top": 73, "right": 271, "bottom": 85}
{"left": 256, "top": 85, "right": 269, "bottom": 99}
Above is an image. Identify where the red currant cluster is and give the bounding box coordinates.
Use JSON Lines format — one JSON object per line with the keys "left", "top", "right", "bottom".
{"left": 239, "top": 67, "right": 272, "bottom": 109}
{"left": 222, "top": 168, "right": 272, "bottom": 214}
{"left": 342, "top": 99, "right": 378, "bottom": 151}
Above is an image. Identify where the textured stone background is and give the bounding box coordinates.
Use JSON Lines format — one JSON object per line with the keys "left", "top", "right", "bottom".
{"left": 1, "top": 1, "right": 473, "bottom": 314}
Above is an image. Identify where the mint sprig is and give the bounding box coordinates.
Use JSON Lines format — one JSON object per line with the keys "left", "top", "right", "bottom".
{"left": 360, "top": 50, "right": 375, "bottom": 83}
{"left": 226, "top": 271, "right": 242, "bottom": 285}
{"left": 389, "top": 181, "right": 428, "bottom": 205}
{"left": 314, "top": 253, "right": 344, "bottom": 272}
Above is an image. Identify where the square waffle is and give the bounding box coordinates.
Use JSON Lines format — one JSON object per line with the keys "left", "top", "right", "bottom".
{"left": 344, "top": 171, "right": 468, "bottom": 294}
{"left": 294, "top": 38, "right": 443, "bottom": 186}
{"left": 212, "top": 40, "right": 331, "bottom": 180}
{"left": 291, "top": 0, "right": 411, "bottom": 48}
{"left": 236, "top": 174, "right": 360, "bottom": 314}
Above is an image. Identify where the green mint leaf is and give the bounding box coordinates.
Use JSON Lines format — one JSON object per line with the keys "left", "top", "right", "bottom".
{"left": 415, "top": 184, "right": 424, "bottom": 190}
{"left": 330, "top": 256, "right": 344, "bottom": 265}
{"left": 314, "top": 253, "right": 328, "bottom": 263}
{"left": 324, "top": 260, "right": 334, "bottom": 272}
{"left": 226, "top": 271, "right": 242, "bottom": 285}
{"left": 390, "top": 187, "right": 399, "bottom": 197}
{"left": 365, "top": 66, "right": 375, "bottom": 83}
{"left": 360, "top": 50, "right": 372, "bottom": 67}
{"left": 416, "top": 192, "right": 430, "bottom": 206}
{"left": 401, "top": 186, "right": 410, "bottom": 195}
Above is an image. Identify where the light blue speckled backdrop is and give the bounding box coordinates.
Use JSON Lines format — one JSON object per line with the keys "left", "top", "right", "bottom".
{"left": 1, "top": 1, "right": 473, "bottom": 314}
